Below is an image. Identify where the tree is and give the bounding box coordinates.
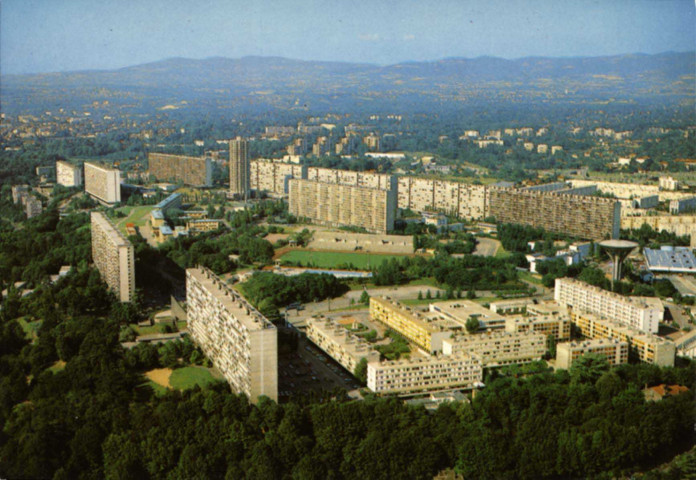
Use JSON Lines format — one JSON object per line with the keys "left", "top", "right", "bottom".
{"left": 465, "top": 316, "right": 480, "bottom": 333}
{"left": 354, "top": 357, "right": 368, "bottom": 385}
{"left": 359, "top": 290, "right": 370, "bottom": 305}
{"left": 569, "top": 353, "right": 610, "bottom": 384}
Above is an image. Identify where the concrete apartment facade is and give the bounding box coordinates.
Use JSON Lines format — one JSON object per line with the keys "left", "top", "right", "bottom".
{"left": 147, "top": 153, "right": 212, "bottom": 187}
{"left": 288, "top": 179, "right": 397, "bottom": 234}
{"left": 556, "top": 339, "right": 629, "bottom": 370}
{"left": 250, "top": 160, "right": 307, "bottom": 196}
{"left": 84, "top": 162, "right": 121, "bottom": 204}
{"left": 486, "top": 187, "right": 620, "bottom": 240}
{"left": 554, "top": 278, "right": 663, "bottom": 333}
{"left": 186, "top": 267, "right": 277, "bottom": 402}
{"left": 504, "top": 314, "right": 571, "bottom": 341}
{"left": 56, "top": 160, "right": 83, "bottom": 187}
{"left": 90, "top": 212, "right": 135, "bottom": 302}
{"left": 441, "top": 331, "right": 547, "bottom": 367}
{"left": 306, "top": 317, "right": 380, "bottom": 373}
{"left": 229, "top": 137, "right": 250, "bottom": 199}
{"left": 569, "top": 310, "right": 675, "bottom": 367}
{"left": 366, "top": 353, "right": 482, "bottom": 395}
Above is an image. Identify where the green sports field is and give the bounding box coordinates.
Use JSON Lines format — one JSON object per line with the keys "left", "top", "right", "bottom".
{"left": 279, "top": 250, "right": 408, "bottom": 269}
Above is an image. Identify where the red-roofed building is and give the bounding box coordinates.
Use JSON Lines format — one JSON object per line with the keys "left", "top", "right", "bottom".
{"left": 643, "top": 384, "right": 689, "bottom": 402}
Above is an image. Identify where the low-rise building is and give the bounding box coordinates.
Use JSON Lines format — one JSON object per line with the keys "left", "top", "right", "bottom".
{"left": 505, "top": 312, "right": 571, "bottom": 341}
{"left": 555, "top": 339, "right": 629, "bottom": 370}
{"left": 366, "top": 353, "right": 482, "bottom": 395}
{"left": 569, "top": 310, "right": 676, "bottom": 366}
{"left": 186, "top": 219, "right": 225, "bottom": 233}
{"left": 429, "top": 300, "right": 506, "bottom": 331}
{"left": 441, "top": 331, "right": 547, "bottom": 367}
{"left": 25, "top": 196, "right": 43, "bottom": 218}
{"left": 306, "top": 317, "right": 380, "bottom": 373}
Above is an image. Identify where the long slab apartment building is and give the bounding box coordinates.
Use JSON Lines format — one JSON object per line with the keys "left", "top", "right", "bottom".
{"left": 186, "top": 267, "right": 277, "bottom": 402}
{"left": 90, "top": 212, "right": 135, "bottom": 302}
{"left": 84, "top": 161, "right": 121, "bottom": 204}
{"left": 554, "top": 277, "right": 664, "bottom": 334}
{"left": 56, "top": 160, "right": 83, "bottom": 187}
{"left": 251, "top": 160, "right": 621, "bottom": 239}
{"left": 148, "top": 152, "right": 213, "bottom": 187}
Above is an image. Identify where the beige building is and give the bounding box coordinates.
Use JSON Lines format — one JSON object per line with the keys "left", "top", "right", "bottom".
{"left": 442, "top": 331, "right": 547, "bottom": 367}
{"left": 186, "top": 267, "right": 277, "bottom": 402}
{"left": 397, "top": 177, "right": 486, "bottom": 220}
{"left": 556, "top": 339, "right": 629, "bottom": 370}
{"left": 370, "top": 297, "right": 458, "bottom": 353}
{"left": 363, "top": 134, "right": 381, "bottom": 151}
{"left": 312, "top": 136, "right": 331, "bottom": 156}
{"left": 186, "top": 219, "right": 224, "bottom": 233}
{"left": 288, "top": 178, "right": 397, "bottom": 233}
{"left": 429, "top": 300, "right": 507, "bottom": 331}
{"left": 250, "top": 160, "right": 307, "bottom": 196}
{"left": 147, "top": 153, "right": 212, "bottom": 187}
{"left": 486, "top": 187, "right": 621, "bottom": 240}
{"left": 84, "top": 162, "right": 121, "bottom": 204}
{"left": 366, "top": 353, "right": 482, "bottom": 395}
{"left": 90, "top": 212, "right": 135, "bottom": 302}
{"left": 229, "top": 137, "right": 250, "bottom": 199}
{"left": 569, "top": 310, "right": 675, "bottom": 367}
{"left": 306, "top": 317, "right": 380, "bottom": 373}
{"left": 554, "top": 277, "right": 663, "bottom": 333}
{"left": 56, "top": 160, "right": 82, "bottom": 187}
{"left": 505, "top": 313, "right": 571, "bottom": 341}
{"left": 25, "top": 196, "right": 43, "bottom": 218}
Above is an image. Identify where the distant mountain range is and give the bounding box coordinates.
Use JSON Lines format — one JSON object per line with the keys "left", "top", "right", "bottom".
{"left": 3, "top": 52, "right": 694, "bottom": 115}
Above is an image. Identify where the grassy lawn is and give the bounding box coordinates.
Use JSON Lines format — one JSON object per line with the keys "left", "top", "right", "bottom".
{"left": 169, "top": 366, "right": 218, "bottom": 390}
{"left": 114, "top": 205, "right": 156, "bottom": 235}
{"left": 494, "top": 244, "right": 512, "bottom": 259}
{"left": 48, "top": 360, "right": 66, "bottom": 373}
{"left": 16, "top": 317, "right": 42, "bottom": 340}
{"left": 519, "top": 271, "right": 543, "bottom": 285}
{"left": 279, "top": 250, "right": 408, "bottom": 270}
{"left": 146, "top": 381, "right": 169, "bottom": 396}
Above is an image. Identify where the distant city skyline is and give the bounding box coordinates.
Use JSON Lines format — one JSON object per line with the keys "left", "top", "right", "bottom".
{"left": 1, "top": 0, "right": 694, "bottom": 74}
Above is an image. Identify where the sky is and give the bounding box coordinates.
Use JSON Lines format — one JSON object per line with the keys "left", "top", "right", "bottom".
{"left": 1, "top": 0, "right": 694, "bottom": 74}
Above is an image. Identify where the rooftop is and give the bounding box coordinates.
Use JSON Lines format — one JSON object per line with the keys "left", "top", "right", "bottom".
{"left": 644, "top": 247, "right": 696, "bottom": 273}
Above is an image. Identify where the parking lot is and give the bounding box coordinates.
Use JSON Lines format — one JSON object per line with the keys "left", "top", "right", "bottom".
{"left": 277, "top": 335, "right": 362, "bottom": 401}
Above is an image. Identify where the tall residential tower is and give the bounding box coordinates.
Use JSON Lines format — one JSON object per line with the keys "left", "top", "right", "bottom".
{"left": 229, "top": 137, "right": 250, "bottom": 200}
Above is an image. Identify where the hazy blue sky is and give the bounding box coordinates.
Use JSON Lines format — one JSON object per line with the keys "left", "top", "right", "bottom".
{"left": 2, "top": 0, "right": 694, "bottom": 74}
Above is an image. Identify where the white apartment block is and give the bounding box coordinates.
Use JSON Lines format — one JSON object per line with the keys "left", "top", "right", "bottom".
{"left": 84, "top": 162, "right": 121, "bottom": 204}
{"left": 441, "top": 331, "right": 547, "bottom": 367}
{"left": 555, "top": 339, "right": 629, "bottom": 370}
{"left": 366, "top": 353, "right": 482, "bottom": 395}
{"left": 554, "top": 277, "right": 663, "bottom": 333}
{"left": 90, "top": 212, "right": 134, "bottom": 302}
{"left": 56, "top": 160, "right": 83, "bottom": 187}
{"left": 288, "top": 178, "right": 397, "bottom": 234}
{"left": 306, "top": 317, "right": 380, "bottom": 373}
{"left": 186, "top": 267, "right": 277, "bottom": 402}
{"left": 569, "top": 310, "right": 675, "bottom": 367}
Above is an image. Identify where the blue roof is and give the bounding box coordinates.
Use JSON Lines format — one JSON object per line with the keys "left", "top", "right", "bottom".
{"left": 645, "top": 247, "right": 696, "bottom": 273}
{"left": 159, "top": 225, "right": 174, "bottom": 235}
{"left": 151, "top": 209, "right": 164, "bottom": 219}
{"left": 156, "top": 193, "right": 182, "bottom": 209}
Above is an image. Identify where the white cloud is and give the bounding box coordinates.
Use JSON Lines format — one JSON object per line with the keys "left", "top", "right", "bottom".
{"left": 358, "top": 33, "right": 381, "bottom": 41}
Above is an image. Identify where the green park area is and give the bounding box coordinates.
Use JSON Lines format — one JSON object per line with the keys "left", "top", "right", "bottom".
{"left": 169, "top": 366, "right": 219, "bottom": 390}
{"left": 279, "top": 250, "right": 409, "bottom": 270}
{"left": 114, "top": 205, "right": 156, "bottom": 235}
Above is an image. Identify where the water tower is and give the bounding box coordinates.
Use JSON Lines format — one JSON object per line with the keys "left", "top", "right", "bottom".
{"left": 598, "top": 239, "right": 639, "bottom": 289}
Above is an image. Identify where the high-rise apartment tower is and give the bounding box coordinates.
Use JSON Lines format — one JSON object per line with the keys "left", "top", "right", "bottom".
{"left": 229, "top": 137, "right": 250, "bottom": 200}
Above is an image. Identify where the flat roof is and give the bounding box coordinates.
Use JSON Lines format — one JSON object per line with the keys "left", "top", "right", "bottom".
{"left": 645, "top": 247, "right": 696, "bottom": 273}
{"left": 187, "top": 267, "right": 274, "bottom": 331}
